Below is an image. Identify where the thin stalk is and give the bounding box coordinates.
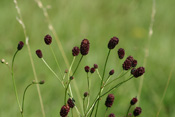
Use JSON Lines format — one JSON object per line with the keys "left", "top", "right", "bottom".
{"left": 105, "top": 107, "right": 108, "bottom": 117}
{"left": 21, "top": 83, "right": 35, "bottom": 114}
{"left": 95, "top": 50, "right": 111, "bottom": 116}
{"left": 64, "top": 80, "right": 71, "bottom": 104}
{"left": 11, "top": 50, "right": 22, "bottom": 113}
{"left": 104, "top": 70, "right": 127, "bottom": 87}
{"left": 14, "top": 0, "right": 45, "bottom": 116}
{"left": 41, "top": 58, "right": 65, "bottom": 88}
{"left": 86, "top": 76, "right": 133, "bottom": 116}
{"left": 126, "top": 105, "right": 132, "bottom": 117}
{"left": 96, "top": 69, "right": 102, "bottom": 80}
{"left": 86, "top": 73, "right": 90, "bottom": 111}
{"left": 71, "top": 108, "right": 74, "bottom": 117}
{"left": 101, "top": 77, "right": 133, "bottom": 97}
{"left": 50, "top": 46, "right": 63, "bottom": 77}
{"left": 83, "top": 97, "right": 86, "bottom": 115}
{"left": 72, "top": 55, "right": 83, "bottom": 76}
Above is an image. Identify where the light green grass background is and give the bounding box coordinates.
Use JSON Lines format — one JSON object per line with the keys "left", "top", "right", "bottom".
{"left": 0, "top": 0, "right": 175, "bottom": 117}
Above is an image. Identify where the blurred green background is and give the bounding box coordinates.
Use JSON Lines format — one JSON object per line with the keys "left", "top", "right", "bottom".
{"left": 0, "top": 0, "right": 175, "bottom": 116}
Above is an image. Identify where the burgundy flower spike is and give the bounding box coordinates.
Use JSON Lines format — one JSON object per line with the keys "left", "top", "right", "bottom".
{"left": 36, "top": 49, "right": 43, "bottom": 58}
{"left": 105, "top": 94, "right": 115, "bottom": 107}
{"left": 108, "top": 37, "right": 119, "bottom": 49}
{"left": 72, "top": 46, "right": 80, "bottom": 56}
{"left": 44, "top": 34, "right": 52, "bottom": 45}
{"left": 17, "top": 41, "right": 24, "bottom": 50}
{"left": 80, "top": 39, "right": 90, "bottom": 56}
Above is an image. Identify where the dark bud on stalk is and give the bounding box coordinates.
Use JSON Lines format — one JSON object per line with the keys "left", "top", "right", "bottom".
{"left": 39, "top": 80, "right": 45, "bottom": 84}
{"left": 84, "top": 92, "right": 89, "bottom": 97}
{"left": 70, "top": 76, "right": 74, "bottom": 80}
{"left": 132, "top": 59, "right": 137, "bottom": 67}
{"left": 108, "top": 113, "right": 115, "bottom": 117}
{"left": 133, "top": 107, "right": 142, "bottom": 116}
{"left": 123, "top": 59, "right": 132, "bottom": 70}
{"left": 60, "top": 105, "right": 70, "bottom": 117}
{"left": 131, "top": 68, "right": 136, "bottom": 75}
{"left": 130, "top": 97, "right": 138, "bottom": 105}
{"left": 84, "top": 66, "right": 90, "bottom": 73}
{"left": 17, "top": 41, "right": 24, "bottom": 50}
{"left": 109, "top": 69, "right": 114, "bottom": 75}
{"left": 80, "top": 39, "right": 90, "bottom": 56}
{"left": 65, "top": 69, "right": 68, "bottom": 73}
{"left": 118, "top": 48, "right": 125, "bottom": 59}
{"left": 108, "top": 36, "right": 119, "bottom": 49}
{"left": 36, "top": 49, "right": 43, "bottom": 58}
{"left": 94, "top": 64, "right": 98, "bottom": 69}
{"left": 90, "top": 67, "right": 95, "bottom": 74}
{"left": 133, "top": 67, "right": 145, "bottom": 78}
{"left": 105, "top": 94, "right": 115, "bottom": 107}
{"left": 67, "top": 98, "right": 75, "bottom": 108}
{"left": 72, "top": 46, "right": 80, "bottom": 56}
{"left": 44, "top": 34, "right": 52, "bottom": 45}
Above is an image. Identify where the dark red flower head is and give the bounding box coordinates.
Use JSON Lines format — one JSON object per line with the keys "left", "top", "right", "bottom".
{"left": 94, "top": 64, "right": 98, "bottom": 69}
{"left": 80, "top": 39, "right": 90, "bottom": 56}
{"left": 84, "top": 92, "right": 89, "bottom": 97}
{"left": 118, "top": 48, "right": 125, "bottom": 59}
{"left": 108, "top": 113, "right": 115, "bottom": 117}
{"left": 44, "top": 34, "right": 52, "bottom": 45}
{"left": 109, "top": 69, "right": 114, "bottom": 75}
{"left": 127, "top": 56, "right": 134, "bottom": 63}
{"left": 36, "top": 49, "right": 43, "bottom": 58}
{"left": 84, "top": 66, "right": 90, "bottom": 73}
{"left": 108, "top": 37, "right": 119, "bottom": 49}
{"left": 67, "top": 98, "right": 75, "bottom": 108}
{"left": 133, "top": 107, "right": 142, "bottom": 116}
{"left": 70, "top": 76, "right": 74, "bottom": 80}
{"left": 17, "top": 41, "right": 24, "bottom": 50}
{"left": 130, "top": 97, "right": 138, "bottom": 105}
{"left": 39, "top": 80, "right": 45, "bottom": 84}
{"left": 131, "top": 68, "right": 136, "bottom": 75}
{"left": 60, "top": 105, "right": 70, "bottom": 117}
{"left": 105, "top": 94, "right": 115, "bottom": 107}
{"left": 90, "top": 67, "right": 95, "bottom": 74}
{"left": 72, "top": 46, "right": 80, "bottom": 56}
{"left": 123, "top": 59, "right": 132, "bottom": 70}
{"left": 132, "top": 59, "right": 137, "bottom": 67}
{"left": 133, "top": 67, "right": 145, "bottom": 78}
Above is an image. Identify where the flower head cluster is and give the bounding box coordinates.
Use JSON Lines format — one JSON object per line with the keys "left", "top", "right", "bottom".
{"left": 67, "top": 98, "right": 75, "bottom": 108}
{"left": 133, "top": 107, "right": 142, "bottom": 116}
{"left": 108, "top": 37, "right": 119, "bottom": 49}
{"left": 80, "top": 39, "right": 90, "bottom": 55}
{"left": 60, "top": 105, "right": 70, "bottom": 117}
{"left": 17, "top": 41, "right": 24, "bottom": 50}
{"left": 44, "top": 34, "right": 52, "bottom": 45}
{"left": 105, "top": 94, "right": 115, "bottom": 107}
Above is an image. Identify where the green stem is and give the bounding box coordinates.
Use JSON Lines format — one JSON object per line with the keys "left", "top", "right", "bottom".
{"left": 86, "top": 76, "right": 133, "bottom": 116}
{"left": 101, "top": 77, "right": 133, "bottom": 97}
{"left": 50, "top": 46, "right": 63, "bottom": 77}
{"left": 83, "top": 97, "right": 86, "bottom": 115}
{"left": 21, "top": 83, "right": 33, "bottom": 114}
{"left": 11, "top": 50, "right": 22, "bottom": 113}
{"left": 126, "top": 104, "right": 132, "bottom": 117}
{"left": 72, "top": 55, "right": 83, "bottom": 76}
{"left": 105, "top": 107, "right": 108, "bottom": 117}
{"left": 64, "top": 80, "right": 71, "bottom": 105}
{"left": 41, "top": 58, "right": 65, "bottom": 88}
{"left": 95, "top": 50, "right": 111, "bottom": 116}
{"left": 96, "top": 69, "right": 102, "bottom": 80}
{"left": 104, "top": 70, "right": 128, "bottom": 87}
{"left": 86, "top": 73, "right": 90, "bottom": 112}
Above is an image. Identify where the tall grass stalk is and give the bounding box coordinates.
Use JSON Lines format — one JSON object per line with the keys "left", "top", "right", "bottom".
{"left": 13, "top": 0, "right": 45, "bottom": 116}
{"left": 34, "top": 0, "right": 83, "bottom": 112}
{"left": 138, "top": 0, "right": 156, "bottom": 104}
{"left": 156, "top": 61, "right": 175, "bottom": 117}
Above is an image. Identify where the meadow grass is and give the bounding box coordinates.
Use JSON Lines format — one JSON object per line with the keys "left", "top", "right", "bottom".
{"left": 0, "top": 0, "right": 175, "bottom": 116}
